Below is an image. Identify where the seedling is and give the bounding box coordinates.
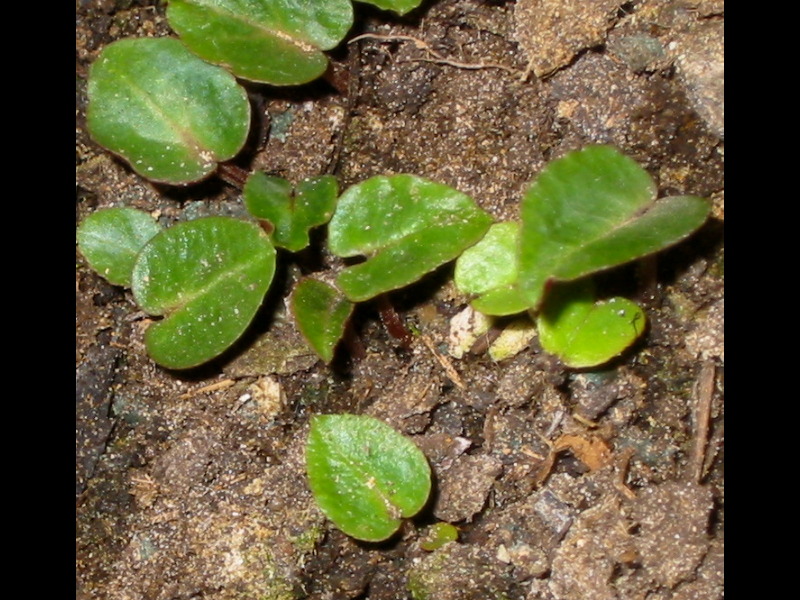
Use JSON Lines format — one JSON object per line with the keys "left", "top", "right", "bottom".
{"left": 82, "top": 0, "right": 710, "bottom": 372}
{"left": 288, "top": 174, "right": 492, "bottom": 361}
{"left": 78, "top": 212, "right": 277, "bottom": 369}
{"left": 328, "top": 174, "right": 493, "bottom": 301}
{"left": 454, "top": 145, "right": 710, "bottom": 367}
{"left": 456, "top": 219, "right": 648, "bottom": 366}
{"left": 305, "top": 414, "right": 431, "bottom": 542}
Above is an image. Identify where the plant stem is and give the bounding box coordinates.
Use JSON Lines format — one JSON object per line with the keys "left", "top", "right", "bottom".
{"left": 376, "top": 295, "right": 413, "bottom": 348}
{"left": 217, "top": 163, "right": 250, "bottom": 189}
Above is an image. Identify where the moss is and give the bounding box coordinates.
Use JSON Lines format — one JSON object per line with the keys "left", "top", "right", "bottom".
{"left": 290, "top": 522, "right": 324, "bottom": 554}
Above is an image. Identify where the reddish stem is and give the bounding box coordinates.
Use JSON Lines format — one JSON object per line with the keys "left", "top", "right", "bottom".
{"left": 376, "top": 295, "right": 413, "bottom": 348}
{"left": 217, "top": 163, "right": 249, "bottom": 189}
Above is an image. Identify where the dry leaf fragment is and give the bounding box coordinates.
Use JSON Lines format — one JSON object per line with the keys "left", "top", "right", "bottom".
{"left": 554, "top": 433, "right": 613, "bottom": 471}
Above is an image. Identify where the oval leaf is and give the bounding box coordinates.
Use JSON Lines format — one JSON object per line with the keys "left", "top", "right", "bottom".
{"left": 329, "top": 175, "right": 493, "bottom": 301}
{"left": 454, "top": 222, "right": 529, "bottom": 316}
{"left": 537, "top": 279, "right": 645, "bottom": 368}
{"left": 519, "top": 145, "right": 710, "bottom": 309}
{"left": 77, "top": 207, "right": 163, "bottom": 287}
{"left": 131, "top": 217, "right": 276, "bottom": 369}
{"left": 244, "top": 173, "right": 338, "bottom": 251}
{"left": 292, "top": 278, "right": 354, "bottom": 363}
{"left": 87, "top": 38, "right": 251, "bottom": 184}
{"left": 167, "top": 0, "right": 353, "bottom": 85}
{"left": 306, "top": 414, "right": 431, "bottom": 542}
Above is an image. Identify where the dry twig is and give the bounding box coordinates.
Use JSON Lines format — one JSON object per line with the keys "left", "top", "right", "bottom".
{"left": 420, "top": 334, "right": 465, "bottom": 390}
{"left": 179, "top": 379, "right": 236, "bottom": 400}
{"left": 690, "top": 361, "right": 717, "bottom": 483}
{"left": 349, "top": 33, "right": 519, "bottom": 75}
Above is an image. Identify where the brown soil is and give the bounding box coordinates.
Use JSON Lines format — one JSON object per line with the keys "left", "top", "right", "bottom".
{"left": 76, "top": 1, "right": 724, "bottom": 599}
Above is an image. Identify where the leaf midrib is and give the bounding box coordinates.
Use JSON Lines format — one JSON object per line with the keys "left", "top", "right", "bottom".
{"left": 106, "top": 65, "right": 208, "bottom": 164}
{"left": 326, "top": 443, "right": 409, "bottom": 518}
{"left": 185, "top": 2, "right": 319, "bottom": 54}
{"left": 162, "top": 250, "right": 267, "bottom": 315}
{"left": 526, "top": 194, "right": 659, "bottom": 295}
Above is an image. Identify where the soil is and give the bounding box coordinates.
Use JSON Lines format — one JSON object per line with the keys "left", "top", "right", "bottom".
{"left": 76, "top": 1, "right": 724, "bottom": 599}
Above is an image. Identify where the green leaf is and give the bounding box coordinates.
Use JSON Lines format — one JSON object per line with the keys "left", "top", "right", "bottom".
{"left": 167, "top": 0, "right": 353, "bottom": 85}
{"left": 454, "top": 222, "right": 529, "bottom": 316}
{"left": 244, "top": 173, "right": 338, "bottom": 251}
{"left": 77, "top": 207, "right": 163, "bottom": 287}
{"left": 419, "top": 522, "right": 459, "bottom": 551}
{"left": 328, "top": 175, "right": 493, "bottom": 302}
{"left": 537, "top": 279, "right": 645, "bottom": 368}
{"left": 292, "top": 278, "right": 354, "bottom": 362}
{"left": 306, "top": 414, "right": 431, "bottom": 542}
{"left": 519, "top": 145, "right": 710, "bottom": 309}
{"left": 357, "top": 0, "right": 425, "bottom": 15}
{"left": 87, "top": 38, "right": 251, "bottom": 184}
{"left": 131, "top": 217, "right": 275, "bottom": 369}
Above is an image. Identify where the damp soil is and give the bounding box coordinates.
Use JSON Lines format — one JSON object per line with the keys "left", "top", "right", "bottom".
{"left": 76, "top": 1, "right": 724, "bottom": 599}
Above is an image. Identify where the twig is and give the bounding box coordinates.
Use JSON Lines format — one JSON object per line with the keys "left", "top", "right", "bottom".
{"left": 179, "top": 379, "right": 236, "bottom": 400}
{"left": 690, "top": 360, "right": 717, "bottom": 483}
{"left": 412, "top": 56, "right": 518, "bottom": 74}
{"left": 520, "top": 57, "right": 536, "bottom": 83}
{"left": 348, "top": 33, "right": 519, "bottom": 75}
{"left": 217, "top": 163, "right": 249, "bottom": 189}
{"left": 532, "top": 432, "right": 556, "bottom": 487}
{"left": 614, "top": 447, "right": 637, "bottom": 500}
{"left": 468, "top": 325, "right": 503, "bottom": 355}
{"left": 420, "top": 334, "right": 465, "bottom": 390}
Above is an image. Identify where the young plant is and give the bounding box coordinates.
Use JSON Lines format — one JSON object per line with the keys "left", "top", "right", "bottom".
{"left": 454, "top": 145, "right": 710, "bottom": 367}
{"left": 328, "top": 174, "right": 493, "bottom": 301}
{"left": 78, "top": 211, "right": 277, "bottom": 369}
{"left": 289, "top": 174, "right": 492, "bottom": 361}
{"left": 305, "top": 414, "right": 431, "bottom": 542}
{"left": 419, "top": 522, "right": 459, "bottom": 551}
{"left": 79, "top": 169, "right": 342, "bottom": 369}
